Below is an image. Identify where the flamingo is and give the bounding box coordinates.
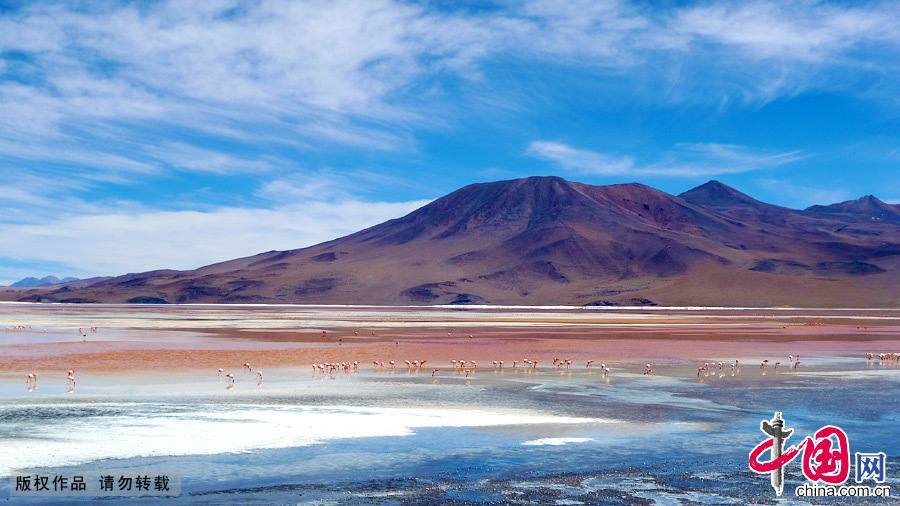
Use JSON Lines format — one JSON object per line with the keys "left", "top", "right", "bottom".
{"left": 225, "top": 373, "right": 235, "bottom": 388}
{"left": 217, "top": 368, "right": 224, "bottom": 377}
{"left": 643, "top": 363, "right": 653, "bottom": 375}
{"left": 243, "top": 362, "right": 252, "bottom": 373}
{"left": 256, "top": 370, "right": 264, "bottom": 385}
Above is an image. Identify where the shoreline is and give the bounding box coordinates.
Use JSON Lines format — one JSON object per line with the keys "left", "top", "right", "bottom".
{"left": 2, "top": 306, "right": 900, "bottom": 374}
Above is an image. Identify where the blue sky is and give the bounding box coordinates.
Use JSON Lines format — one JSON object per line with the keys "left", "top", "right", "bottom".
{"left": 0, "top": 0, "right": 898, "bottom": 284}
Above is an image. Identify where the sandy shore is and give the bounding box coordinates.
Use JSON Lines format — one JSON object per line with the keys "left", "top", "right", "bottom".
{"left": 1, "top": 304, "right": 899, "bottom": 375}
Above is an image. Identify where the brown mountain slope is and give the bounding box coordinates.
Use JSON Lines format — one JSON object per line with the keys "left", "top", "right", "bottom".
{"left": 806, "top": 195, "right": 900, "bottom": 224}
{"left": 6, "top": 176, "right": 899, "bottom": 306}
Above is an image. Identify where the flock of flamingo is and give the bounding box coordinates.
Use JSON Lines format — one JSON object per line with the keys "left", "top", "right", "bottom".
{"left": 10, "top": 325, "right": 900, "bottom": 392}
{"left": 214, "top": 363, "right": 264, "bottom": 390}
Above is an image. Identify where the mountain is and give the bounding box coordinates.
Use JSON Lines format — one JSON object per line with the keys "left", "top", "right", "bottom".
{"left": 679, "top": 180, "right": 772, "bottom": 210}
{"left": 9, "top": 276, "right": 79, "bottom": 288}
{"left": 806, "top": 195, "right": 900, "bottom": 223}
{"left": 4, "top": 177, "right": 899, "bottom": 307}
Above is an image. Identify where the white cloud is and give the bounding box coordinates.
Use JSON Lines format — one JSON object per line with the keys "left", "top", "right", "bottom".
{"left": 0, "top": 198, "right": 430, "bottom": 282}
{"left": 526, "top": 141, "right": 635, "bottom": 175}
{"left": 526, "top": 141, "right": 803, "bottom": 177}
{"left": 0, "top": 0, "right": 897, "bottom": 282}
{"left": 0, "top": 0, "right": 897, "bottom": 181}
{"left": 672, "top": 2, "right": 898, "bottom": 62}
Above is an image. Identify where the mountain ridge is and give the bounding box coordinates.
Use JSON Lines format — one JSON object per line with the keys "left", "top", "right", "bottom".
{"left": 3, "top": 177, "right": 898, "bottom": 307}
{"left": 9, "top": 276, "right": 79, "bottom": 288}
{"left": 806, "top": 195, "right": 900, "bottom": 223}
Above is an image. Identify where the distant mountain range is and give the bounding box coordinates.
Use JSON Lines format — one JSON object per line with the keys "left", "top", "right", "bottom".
{"left": 9, "top": 275, "right": 79, "bottom": 288}
{"left": 3, "top": 177, "right": 898, "bottom": 306}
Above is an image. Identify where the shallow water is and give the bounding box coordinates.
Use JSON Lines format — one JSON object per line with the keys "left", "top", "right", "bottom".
{"left": 1, "top": 364, "right": 897, "bottom": 504}
{"left": 1, "top": 305, "right": 898, "bottom": 503}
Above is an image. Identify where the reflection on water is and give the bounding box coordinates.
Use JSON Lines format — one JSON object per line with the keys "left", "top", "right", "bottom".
{"left": 0, "top": 401, "right": 602, "bottom": 476}
{"left": 1, "top": 304, "right": 898, "bottom": 503}
{"left": 0, "top": 363, "right": 897, "bottom": 504}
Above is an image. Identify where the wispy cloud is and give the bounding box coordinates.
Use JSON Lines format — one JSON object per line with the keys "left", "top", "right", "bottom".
{"left": 0, "top": 197, "right": 430, "bottom": 283}
{"left": 525, "top": 142, "right": 635, "bottom": 175}
{"left": 527, "top": 141, "right": 804, "bottom": 177}
{"left": 672, "top": 2, "right": 898, "bottom": 62}
{"left": 0, "top": 0, "right": 897, "bottom": 181}
{"left": 756, "top": 178, "right": 850, "bottom": 208}
{"left": 0, "top": 1, "right": 897, "bottom": 281}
